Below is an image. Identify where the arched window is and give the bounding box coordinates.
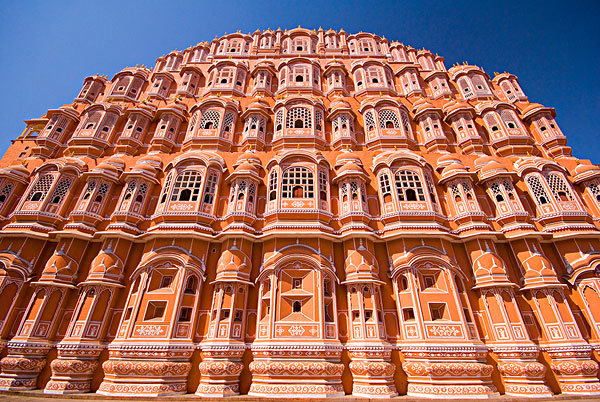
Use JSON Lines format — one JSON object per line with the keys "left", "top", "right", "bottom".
{"left": 319, "top": 170, "right": 328, "bottom": 201}
{"left": 269, "top": 169, "right": 278, "bottom": 201}
{"left": 286, "top": 107, "right": 312, "bottom": 129}
{"left": 198, "top": 110, "right": 221, "bottom": 130}
{"left": 471, "top": 75, "right": 489, "bottom": 92}
{"left": 48, "top": 177, "right": 72, "bottom": 206}
{"left": 217, "top": 67, "right": 235, "bottom": 84}
{"left": 378, "top": 109, "right": 400, "bottom": 129}
{"left": 26, "top": 174, "right": 54, "bottom": 203}
{"left": 81, "top": 181, "right": 96, "bottom": 201}
{"left": 379, "top": 172, "right": 393, "bottom": 203}
{"left": 544, "top": 172, "right": 574, "bottom": 202}
{"left": 526, "top": 175, "right": 551, "bottom": 205}
{"left": 401, "top": 111, "right": 411, "bottom": 133}
{"left": 500, "top": 110, "right": 518, "bottom": 130}
{"left": 0, "top": 183, "right": 13, "bottom": 204}
{"left": 171, "top": 171, "right": 203, "bottom": 202}
{"left": 275, "top": 110, "right": 284, "bottom": 132}
{"left": 185, "top": 276, "right": 197, "bottom": 294}
{"left": 364, "top": 111, "right": 376, "bottom": 132}
{"left": 159, "top": 172, "right": 173, "bottom": 205}
{"left": 394, "top": 170, "right": 425, "bottom": 202}
{"left": 282, "top": 167, "right": 314, "bottom": 199}
{"left": 202, "top": 171, "right": 218, "bottom": 205}
{"left": 222, "top": 112, "right": 235, "bottom": 134}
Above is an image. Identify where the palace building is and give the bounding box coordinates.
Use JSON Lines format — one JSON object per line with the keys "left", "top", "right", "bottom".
{"left": 0, "top": 27, "right": 600, "bottom": 398}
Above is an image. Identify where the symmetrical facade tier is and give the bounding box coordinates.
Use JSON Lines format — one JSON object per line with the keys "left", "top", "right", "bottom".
{"left": 0, "top": 27, "right": 599, "bottom": 398}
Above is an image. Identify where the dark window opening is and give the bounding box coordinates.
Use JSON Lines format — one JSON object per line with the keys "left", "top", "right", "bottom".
{"left": 292, "top": 186, "right": 304, "bottom": 198}
{"left": 558, "top": 191, "right": 569, "bottom": 201}
{"left": 294, "top": 119, "right": 304, "bottom": 128}
{"left": 179, "top": 188, "right": 192, "bottom": 201}
{"left": 179, "top": 307, "right": 192, "bottom": 322}
{"left": 405, "top": 188, "right": 417, "bottom": 201}
{"left": 31, "top": 192, "right": 43, "bottom": 201}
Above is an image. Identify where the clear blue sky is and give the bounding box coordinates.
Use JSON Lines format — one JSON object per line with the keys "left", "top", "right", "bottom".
{"left": 0, "top": 0, "right": 598, "bottom": 161}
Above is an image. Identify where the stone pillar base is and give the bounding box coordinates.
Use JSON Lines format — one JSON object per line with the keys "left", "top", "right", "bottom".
{"left": 44, "top": 342, "right": 102, "bottom": 394}
{"left": 195, "top": 342, "right": 245, "bottom": 397}
{"left": 347, "top": 344, "right": 397, "bottom": 398}
{"left": 493, "top": 345, "right": 552, "bottom": 397}
{"left": 544, "top": 344, "right": 600, "bottom": 395}
{"left": 402, "top": 344, "right": 498, "bottom": 398}
{"left": 96, "top": 343, "right": 193, "bottom": 396}
{"left": 248, "top": 343, "right": 344, "bottom": 398}
{"left": 0, "top": 341, "right": 50, "bottom": 391}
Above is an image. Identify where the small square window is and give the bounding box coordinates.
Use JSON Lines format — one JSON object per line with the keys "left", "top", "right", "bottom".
{"left": 160, "top": 275, "right": 173, "bottom": 288}
{"left": 179, "top": 307, "right": 192, "bottom": 322}
{"left": 144, "top": 301, "right": 167, "bottom": 321}
{"left": 430, "top": 303, "right": 446, "bottom": 321}
{"left": 403, "top": 308, "right": 415, "bottom": 321}
{"left": 423, "top": 275, "right": 436, "bottom": 289}
{"left": 292, "top": 278, "right": 302, "bottom": 289}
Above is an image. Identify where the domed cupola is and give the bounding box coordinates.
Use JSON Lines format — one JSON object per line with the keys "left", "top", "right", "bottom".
{"left": 413, "top": 97, "right": 447, "bottom": 152}
{"left": 225, "top": 151, "right": 263, "bottom": 224}
{"left": 108, "top": 154, "right": 163, "bottom": 235}
{"left": 66, "top": 155, "right": 124, "bottom": 234}
{"left": 240, "top": 98, "right": 271, "bottom": 151}
{"left": 85, "top": 240, "right": 126, "bottom": 285}
{"left": 519, "top": 102, "right": 571, "bottom": 158}
{"left": 437, "top": 157, "right": 489, "bottom": 234}
{"left": 443, "top": 100, "right": 483, "bottom": 154}
{"left": 329, "top": 99, "right": 356, "bottom": 149}
{"left": 333, "top": 151, "right": 370, "bottom": 225}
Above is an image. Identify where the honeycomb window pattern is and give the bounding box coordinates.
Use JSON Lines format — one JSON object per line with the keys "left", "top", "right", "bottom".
{"left": 198, "top": 110, "right": 221, "bottom": 130}
{"left": 286, "top": 107, "right": 312, "bottom": 129}
{"left": 378, "top": 109, "right": 401, "bottom": 129}
{"left": 527, "top": 175, "right": 552, "bottom": 205}
{"left": 26, "top": 174, "right": 55, "bottom": 202}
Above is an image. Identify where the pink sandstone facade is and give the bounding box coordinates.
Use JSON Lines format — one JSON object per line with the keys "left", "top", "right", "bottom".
{"left": 0, "top": 27, "right": 598, "bottom": 398}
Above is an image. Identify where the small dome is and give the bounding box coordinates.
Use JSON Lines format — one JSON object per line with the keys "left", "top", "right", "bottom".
{"left": 94, "top": 157, "right": 124, "bottom": 175}
{"left": 436, "top": 154, "right": 461, "bottom": 169}
{"left": 132, "top": 154, "right": 163, "bottom": 172}
{"left": 216, "top": 249, "right": 248, "bottom": 276}
{"left": 335, "top": 151, "right": 362, "bottom": 166}
{"left": 2, "top": 164, "right": 30, "bottom": 178}
{"left": 574, "top": 163, "right": 599, "bottom": 175}
{"left": 337, "top": 161, "right": 363, "bottom": 175}
{"left": 440, "top": 161, "right": 470, "bottom": 181}
{"left": 571, "top": 162, "right": 600, "bottom": 182}
{"left": 442, "top": 100, "right": 474, "bottom": 117}
{"left": 473, "top": 252, "right": 506, "bottom": 277}
{"left": 520, "top": 102, "right": 545, "bottom": 117}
